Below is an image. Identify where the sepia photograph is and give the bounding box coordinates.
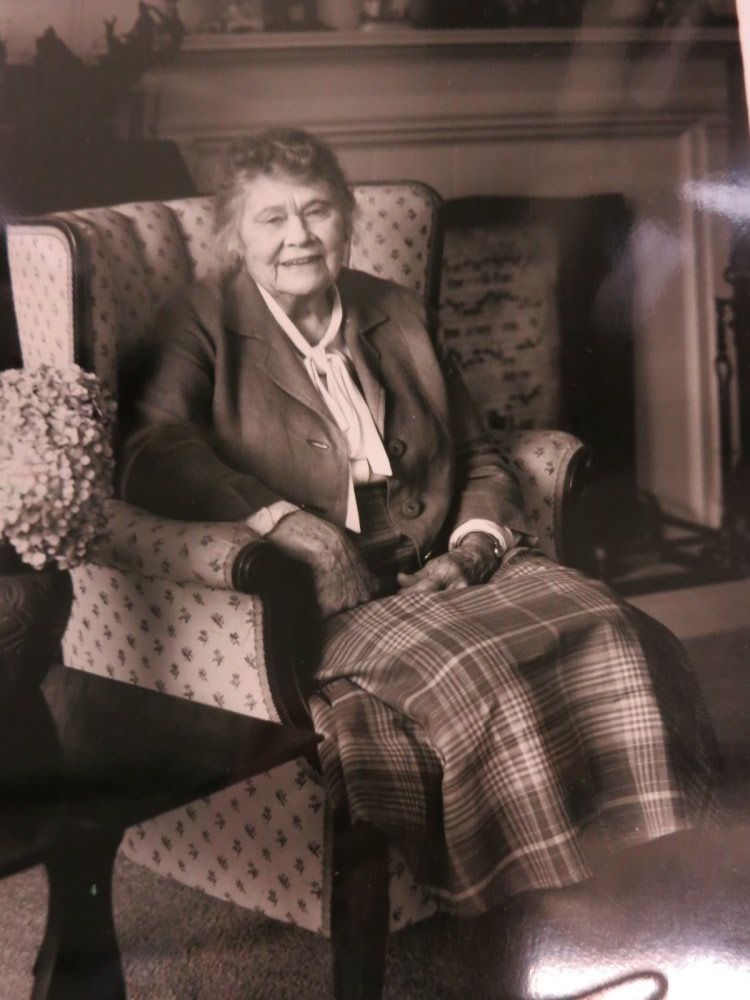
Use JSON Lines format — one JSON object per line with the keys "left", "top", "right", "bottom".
{"left": 0, "top": 1, "right": 748, "bottom": 998}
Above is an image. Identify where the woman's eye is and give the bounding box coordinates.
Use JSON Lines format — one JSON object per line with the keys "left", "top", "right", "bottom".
{"left": 306, "top": 205, "right": 328, "bottom": 218}
{"left": 264, "top": 216, "right": 284, "bottom": 225}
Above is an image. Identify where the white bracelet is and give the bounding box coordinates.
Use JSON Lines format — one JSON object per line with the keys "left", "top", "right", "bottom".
{"left": 449, "top": 519, "right": 516, "bottom": 556}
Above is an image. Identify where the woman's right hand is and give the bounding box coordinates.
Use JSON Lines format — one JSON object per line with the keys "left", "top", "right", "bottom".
{"left": 267, "top": 510, "right": 377, "bottom": 618}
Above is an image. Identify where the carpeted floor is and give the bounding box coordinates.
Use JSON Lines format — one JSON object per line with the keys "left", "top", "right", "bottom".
{"left": 1, "top": 857, "right": 512, "bottom": 1000}
{"left": 1, "top": 626, "right": 749, "bottom": 999}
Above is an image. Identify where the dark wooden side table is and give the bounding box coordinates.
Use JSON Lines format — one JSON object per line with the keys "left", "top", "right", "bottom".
{"left": 0, "top": 665, "right": 320, "bottom": 1000}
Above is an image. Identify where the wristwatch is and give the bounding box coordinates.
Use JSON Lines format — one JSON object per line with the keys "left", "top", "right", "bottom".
{"left": 460, "top": 531, "right": 506, "bottom": 568}
{"left": 482, "top": 532, "right": 506, "bottom": 568}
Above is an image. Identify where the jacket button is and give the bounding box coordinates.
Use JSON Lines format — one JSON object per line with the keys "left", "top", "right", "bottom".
{"left": 307, "top": 439, "right": 329, "bottom": 450}
{"left": 387, "top": 438, "right": 406, "bottom": 460}
{"left": 401, "top": 498, "right": 424, "bottom": 519}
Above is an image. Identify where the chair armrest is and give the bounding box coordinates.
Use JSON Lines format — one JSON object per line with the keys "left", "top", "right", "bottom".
{"left": 493, "top": 430, "right": 591, "bottom": 563}
{"left": 92, "top": 499, "right": 267, "bottom": 590}
{"left": 90, "top": 500, "right": 314, "bottom": 729}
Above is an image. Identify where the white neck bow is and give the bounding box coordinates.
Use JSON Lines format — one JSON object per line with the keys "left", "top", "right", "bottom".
{"left": 256, "top": 282, "right": 392, "bottom": 532}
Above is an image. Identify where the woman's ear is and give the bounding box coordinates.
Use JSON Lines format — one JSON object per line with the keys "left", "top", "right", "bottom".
{"left": 220, "top": 224, "right": 245, "bottom": 275}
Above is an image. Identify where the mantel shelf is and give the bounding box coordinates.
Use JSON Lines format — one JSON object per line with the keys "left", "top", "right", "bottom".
{"left": 177, "top": 25, "right": 739, "bottom": 56}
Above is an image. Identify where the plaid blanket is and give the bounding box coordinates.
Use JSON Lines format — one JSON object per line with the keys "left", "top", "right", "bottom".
{"left": 309, "top": 503, "right": 718, "bottom": 916}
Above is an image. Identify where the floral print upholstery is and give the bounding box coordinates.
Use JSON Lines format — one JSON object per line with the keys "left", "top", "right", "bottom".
{"left": 122, "top": 761, "right": 435, "bottom": 934}
{"left": 55, "top": 205, "right": 194, "bottom": 397}
{"left": 114, "top": 200, "right": 195, "bottom": 290}
{"left": 54, "top": 211, "right": 121, "bottom": 392}
{"left": 348, "top": 183, "right": 440, "bottom": 298}
{"left": 165, "top": 196, "right": 220, "bottom": 279}
{"left": 72, "top": 208, "right": 158, "bottom": 371}
{"left": 6, "top": 225, "right": 76, "bottom": 369}
{"left": 123, "top": 759, "right": 330, "bottom": 933}
{"left": 497, "top": 429, "right": 583, "bottom": 559}
{"left": 63, "top": 563, "right": 275, "bottom": 721}
{"left": 7, "top": 185, "right": 581, "bottom": 937}
{"left": 94, "top": 499, "right": 260, "bottom": 590}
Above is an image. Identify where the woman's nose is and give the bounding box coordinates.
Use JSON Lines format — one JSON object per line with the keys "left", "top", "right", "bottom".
{"left": 284, "top": 212, "right": 313, "bottom": 244}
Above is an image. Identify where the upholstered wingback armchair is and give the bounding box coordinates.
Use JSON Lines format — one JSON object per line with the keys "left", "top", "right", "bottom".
{"left": 7, "top": 183, "right": 587, "bottom": 963}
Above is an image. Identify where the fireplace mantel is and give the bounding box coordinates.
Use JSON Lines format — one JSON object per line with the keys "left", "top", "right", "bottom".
{"left": 138, "top": 26, "right": 741, "bottom": 529}
{"left": 140, "top": 27, "right": 739, "bottom": 149}
{"left": 174, "top": 26, "right": 738, "bottom": 54}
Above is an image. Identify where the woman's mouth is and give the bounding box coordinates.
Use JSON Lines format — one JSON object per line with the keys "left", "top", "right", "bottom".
{"left": 281, "top": 255, "right": 323, "bottom": 267}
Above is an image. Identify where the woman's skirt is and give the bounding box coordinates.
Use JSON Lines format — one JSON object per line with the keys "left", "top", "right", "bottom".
{"left": 308, "top": 487, "right": 719, "bottom": 917}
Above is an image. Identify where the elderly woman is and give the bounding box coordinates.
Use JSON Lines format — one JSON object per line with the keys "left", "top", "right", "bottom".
{"left": 120, "top": 127, "right": 717, "bottom": 918}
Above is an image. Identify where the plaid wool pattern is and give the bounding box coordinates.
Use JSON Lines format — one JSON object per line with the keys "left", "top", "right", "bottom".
{"left": 310, "top": 503, "right": 718, "bottom": 916}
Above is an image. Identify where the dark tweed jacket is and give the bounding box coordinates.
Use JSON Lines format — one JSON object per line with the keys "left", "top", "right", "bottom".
{"left": 119, "top": 267, "right": 527, "bottom": 560}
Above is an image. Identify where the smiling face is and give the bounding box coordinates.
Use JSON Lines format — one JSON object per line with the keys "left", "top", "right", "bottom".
{"left": 236, "top": 171, "right": 349, "bottom": 316}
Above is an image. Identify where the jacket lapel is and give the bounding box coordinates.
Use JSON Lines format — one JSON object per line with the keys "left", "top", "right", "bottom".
{"left": 339, "top": 275, "right": 389, "bottom": 435}
{"left": 223, "top": 268, "right": 391, "bottom": 432}
{"left": 223, "top": 270, "right": 324, "bottom": 415}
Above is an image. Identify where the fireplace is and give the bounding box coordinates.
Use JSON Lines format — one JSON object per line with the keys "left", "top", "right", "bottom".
{"left": 136, "top": 26, "right": 739, "bottom": 534}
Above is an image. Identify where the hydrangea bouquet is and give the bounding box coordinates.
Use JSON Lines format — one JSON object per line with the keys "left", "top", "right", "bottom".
{"left": 0, "top": 365, "right": 116, "bottom": 570}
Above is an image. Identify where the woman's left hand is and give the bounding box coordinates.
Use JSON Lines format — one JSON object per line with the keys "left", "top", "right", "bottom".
{"left": 396, "top": 533, "right": 500, "bottom": 594}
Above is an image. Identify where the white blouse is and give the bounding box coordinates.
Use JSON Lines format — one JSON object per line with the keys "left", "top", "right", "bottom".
{"left": 254, "top": 282, "right": 392, "bottom": 532}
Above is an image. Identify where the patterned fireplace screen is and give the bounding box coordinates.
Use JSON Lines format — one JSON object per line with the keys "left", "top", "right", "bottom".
{"left": 441, "top": 217, "right": 561, "bottom": 432}
{"left": 439, "top": 195, "right": 635, "bottom": 481}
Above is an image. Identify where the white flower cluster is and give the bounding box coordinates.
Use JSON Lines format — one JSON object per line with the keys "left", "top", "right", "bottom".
{"left": 0, "top": 364, "right": 117, "bottom": 570}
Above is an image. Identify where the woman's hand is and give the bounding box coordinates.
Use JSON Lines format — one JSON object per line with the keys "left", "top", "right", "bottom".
{"left": 267, "top": 510, "right": 378, "bottom": 618}
{"left": 396, "top": 533, "right": 500, "bottom": 594}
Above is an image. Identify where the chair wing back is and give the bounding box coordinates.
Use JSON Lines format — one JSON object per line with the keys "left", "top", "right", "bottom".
{"left": 7, "top": 199, "right": 212, "bottom": 392}
{"left": 348, "top": 181, "right": 443, "bottom": 307}
{"left": 6, "top": 222, "right": 79, "bottom": 371}
{"left": 7, "top": 182, "right": 443, "bottom": 397}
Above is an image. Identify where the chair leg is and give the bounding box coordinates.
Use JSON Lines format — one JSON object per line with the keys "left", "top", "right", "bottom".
{"left": 330, "top": 819, "right": 389, "bottom": 1000}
